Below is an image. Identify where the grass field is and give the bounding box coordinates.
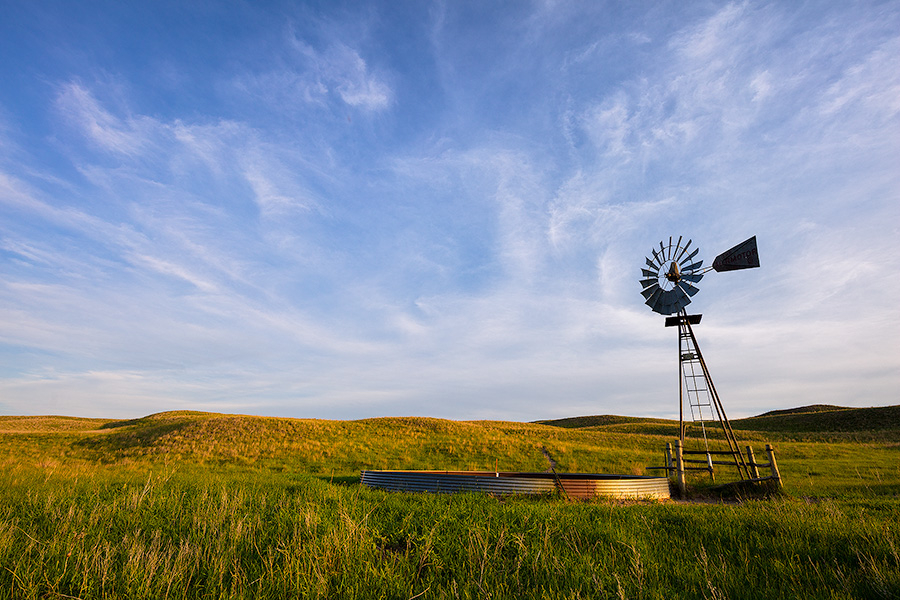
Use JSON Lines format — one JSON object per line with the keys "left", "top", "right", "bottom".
{"left": 0, "top": 405, "right": 897, "bottom": 599}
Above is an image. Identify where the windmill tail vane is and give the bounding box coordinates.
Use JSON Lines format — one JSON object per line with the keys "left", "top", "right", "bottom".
{"left": 711, "top": 236, "right": 759, "bottom": 272}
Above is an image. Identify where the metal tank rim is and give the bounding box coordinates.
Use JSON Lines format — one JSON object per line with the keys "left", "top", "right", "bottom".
{"left": 360, "top": 470, "right": 671, "bottom": 500}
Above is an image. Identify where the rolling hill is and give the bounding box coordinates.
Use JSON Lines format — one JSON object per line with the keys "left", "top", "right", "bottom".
{"left": 537, "top": 404, "right": 900, "bottom": 435}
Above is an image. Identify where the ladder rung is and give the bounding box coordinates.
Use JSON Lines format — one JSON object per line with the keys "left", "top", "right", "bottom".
{"left": 683, "top": 459, "right": 741, "bottom": 466}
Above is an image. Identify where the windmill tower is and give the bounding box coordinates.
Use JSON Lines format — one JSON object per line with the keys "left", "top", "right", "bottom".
{"left": 640, "top": 236, "right": 760, "bottom": 481}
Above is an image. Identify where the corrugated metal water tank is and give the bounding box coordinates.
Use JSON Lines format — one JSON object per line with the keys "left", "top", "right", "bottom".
{"left": 360, "top": 470, "right": 670, "bottom": 500}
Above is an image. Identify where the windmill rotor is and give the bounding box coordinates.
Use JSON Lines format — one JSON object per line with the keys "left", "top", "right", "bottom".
{"left": 638, "top": 235, "right": 759, "bottom": 315}
{"left": 638, "top": 237, "right": 706, "bottom": 315}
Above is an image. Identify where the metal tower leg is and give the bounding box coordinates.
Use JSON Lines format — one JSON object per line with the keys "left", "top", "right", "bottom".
{"left": 674, "top": 309, "right": 751, "bottom": 481}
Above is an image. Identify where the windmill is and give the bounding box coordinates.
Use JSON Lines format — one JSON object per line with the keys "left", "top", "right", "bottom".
{"left": 640, "top": 236, "right": 759, "bottom": 481}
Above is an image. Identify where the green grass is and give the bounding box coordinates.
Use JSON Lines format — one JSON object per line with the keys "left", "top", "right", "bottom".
{"left": 0, "top": 408, "right": 898, "bottom": 599}
{"left": 732, "top": 405, "right": 900, "bottom": 434}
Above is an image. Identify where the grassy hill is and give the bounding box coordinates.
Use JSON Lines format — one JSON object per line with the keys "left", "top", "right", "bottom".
{"left": 755, "top": 404, "right": 848, "bottom": 417}
{"left": 732, "top": 404, "right": 900, "bottom": 433}
{"left": 0, "top": 411, "right": 672, "bottom": 475}
{"left": 1, "top": 405, "right": 896, "bottom": 485}
{"left": 534, "top": 414, "right": 675, "bottom": 429}
{"left": 537, "top": 404, "right": 900, "bottom": 441}
{"left": 0, "top": 407, "right": 898, "bottom": 599}
{"left": 2, "top": 404, "right": 896, "bottom": 475}
{"left": 0, "top": 414, "right": 113, "bottom": 432}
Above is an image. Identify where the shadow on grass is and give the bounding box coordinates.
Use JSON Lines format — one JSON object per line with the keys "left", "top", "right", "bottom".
{"left": 678, "top": 478, "right": 785, "bottom": 503}
{"left": 98, "top": 411, "right": 213, "bottom": 431}
{"left": 317, "top": 474, "right": 361, "bottom": 486}
{"left": 73, "top": 416, "right": 199, "bottom": 458}
{"left": 99, "top": 418, "right": 144, "bottom": 430}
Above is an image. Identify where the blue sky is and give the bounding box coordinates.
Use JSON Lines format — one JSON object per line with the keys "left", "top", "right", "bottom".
{"left": 1, "top": 1, "right": 897, "bottom": 421}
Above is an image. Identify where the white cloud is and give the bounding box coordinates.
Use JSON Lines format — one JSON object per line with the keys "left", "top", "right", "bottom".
{"left": 128, "top": 254, "right": 219, "bottom": 293}
{"left": 241, "top": 149, "right": 321, "bottom": 217}
{"left": 331, "top": 46, "right": 393, "bottom": 110}
{"left": 583, "top": 93, "right": 633, "bottom": 158}
{"left": 55, "top": 82, "right": 148, "bottom": 155}
{"left": 670, "top": 2, "right": 746, "bottom": 61}
{"left": 819, "top": 38, "right": 900, "bottom": 119}
{"left": 749, "top": 70, "right": 773, "bottom": 103}
{"left": 272, "top": 36, "right": 394, "bottom": 112}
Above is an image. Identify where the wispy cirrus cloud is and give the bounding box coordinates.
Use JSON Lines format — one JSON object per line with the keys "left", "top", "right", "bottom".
{"left": 325, "top": 44, "right": 393, "bottom": 110}
{"left": 55, "top": 82, "right": 151, "bottom": 156}
{"left": 818, "top": 37, "right": 900, "bottom": 120}
{"left": 235, "top": 32, "right": 394, "bottom": 114}
{"left": 0, "top": 2, "right": 897, "bottom": 421}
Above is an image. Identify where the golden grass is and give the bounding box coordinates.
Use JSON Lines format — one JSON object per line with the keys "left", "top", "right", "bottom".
{"left": 0, "top": 415, "right": 113, "bottom": 433}
{"left": 0, "top": 408, "right": 898, "bottom": 598}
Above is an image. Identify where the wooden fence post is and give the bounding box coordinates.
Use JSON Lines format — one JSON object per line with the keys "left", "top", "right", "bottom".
{"left": 675, "top": 439, "right": 686, "bottom": 496}
{"left": 765, "top": 444, "right": 782, "bottom": 488}
{"left": 746, "top": 445, "right": 760, "bottom": 479}
{"left": 665, "top": 443, "right": 673, "bottom": 476}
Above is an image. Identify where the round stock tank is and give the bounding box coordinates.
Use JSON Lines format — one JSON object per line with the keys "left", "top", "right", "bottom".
{"left": 360, "top": 470, "right": 670, "bottom": 500}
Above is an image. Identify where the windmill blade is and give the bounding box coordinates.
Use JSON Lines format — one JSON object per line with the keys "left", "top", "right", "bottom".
{"left": 654, "top": 296, "right": 670, "bottom": 314}
{"left": 679, "top": 247, "right": 699, "bottom": 266}
{"left": 666, "top": 236, "right": 673, "bottom": 260}
{"left": 646, "top": 256, "right": 659, "bottom": 270}
{"left": 641, "top": 284, "right": 662, "bottom": 299}
{"left": 651, "top": 289, "right": 671, "bottom": 313}
{"left": 678, "top": 280, "right": 700, "bottom": 296}
{"left": 674, "top": 239, "right": 692, "bottom": 262}
{"left": 681, "top": 272, "right": 704, "bottom": 283}
{"left": 666, "top": 287, "right": 692, "bottom": 313}
{"left": 659, "top": 299, "right": 686, "bottom": 315}
{"left": 641, "top": 268, "right": 656, "bottom": 278}
{"left": 713, "top": 236, "right": 760, "bottom": 271}
{"left": 651, "top": 248, "right": 663, "bottom": 267}
{"left": 674, "top": 295, "right": 693, "bottom": 313}
{"left": 682, "top": 260, "right": 704, "bottom": 272}
{"left": 644, "top": 287, "right": 663, "bottom": 308}
{"left": 652, "top": 297, "right": 670, "bottom": 314}
{"left": 640, "top": 277, "right": 658, "bottom": 289}
{"left": 658, "top": 292, "right": 690, "bottom": 315}
{"left": 655, "top": 286, "right": 692, "bottom": 314}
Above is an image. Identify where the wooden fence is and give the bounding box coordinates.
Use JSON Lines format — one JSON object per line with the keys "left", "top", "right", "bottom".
{"left": 654, "top": 441, "right": 782, "bottom": 495}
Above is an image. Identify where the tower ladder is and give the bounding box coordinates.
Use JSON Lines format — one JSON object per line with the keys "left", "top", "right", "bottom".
{"left": 674, "top": 310, "right": 751, "bottom": 481}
